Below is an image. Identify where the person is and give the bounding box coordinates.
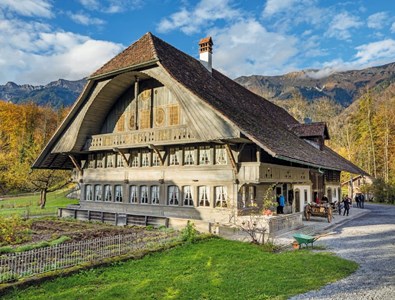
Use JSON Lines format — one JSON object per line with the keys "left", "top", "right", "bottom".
{"left": 360, "top": 193, "right": 365, "bottom": 209}
{"left": 338, "top": 198, "right": 344, "bottom": 215}
{"left": 355, "top": 193, "right": 361, "bottom": 208}
{"left": 279, "top": 194, "right": 285, "bottom": 214}
{"left": 343, "top": 196, "right": 351, "bottom": 216}
{"left": 322, "top": 195, "right": 329, "bottom": 203}
{"left": 276, "top": 194, "right": 281, "bottom": 214}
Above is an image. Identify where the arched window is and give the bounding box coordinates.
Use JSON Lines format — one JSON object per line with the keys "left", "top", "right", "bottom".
{"left": 199, "top": 186, "right": 210, "bottom": 207}
{"left": 115, "top": 185, "right": 123, "bottom": 202}
{"left": 168, "top": 186, "right": 180, "bottom": 205}
{"left": 95, "top": 185, "right": 102, "bottom": 201}
{"left": 140, "top": 186, "right": 149, "bottom": 204}
{"left": 215, "top": 186, "right": 227, "bottom": 208}
{"left": 85, "top": 185, "right": 93, "bottom": 201}
{"left": 151, "top": 186, "right": 160, "bottom": 204}
{"left": 104, "top": 185, "right": 112, "bottom": 202}
{"left": 183, "top": 186, "right": 194, "bottom": 206}
{"left": 130, "top": 186, "right": 138, "bottom": 203}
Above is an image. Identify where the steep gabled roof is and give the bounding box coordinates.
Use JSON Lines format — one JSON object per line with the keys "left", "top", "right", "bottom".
{"left": 34, "top": 32, "right": 367, "bottom": 175}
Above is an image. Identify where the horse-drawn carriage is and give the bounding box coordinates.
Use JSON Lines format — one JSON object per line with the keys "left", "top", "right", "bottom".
{"left": 304, "top": 203, "right": 333, "bottom": 223}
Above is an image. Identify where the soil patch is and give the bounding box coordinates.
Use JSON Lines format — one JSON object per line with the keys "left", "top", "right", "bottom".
{"left": 24, "top": 218, "right": 164, "bottom": 246}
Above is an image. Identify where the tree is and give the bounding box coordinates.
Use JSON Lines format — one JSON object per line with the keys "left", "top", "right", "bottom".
{"left": 27, "top": 169, "right": 71, "bottom": 208}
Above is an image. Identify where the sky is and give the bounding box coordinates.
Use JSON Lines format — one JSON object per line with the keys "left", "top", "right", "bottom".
{"left": 0, "top": 0, "right": 395, "bottom": 85}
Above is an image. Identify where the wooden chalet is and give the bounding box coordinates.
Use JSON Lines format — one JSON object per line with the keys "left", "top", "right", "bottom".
{"left": 33, "top": 33, "right": 366, "bottom": 232}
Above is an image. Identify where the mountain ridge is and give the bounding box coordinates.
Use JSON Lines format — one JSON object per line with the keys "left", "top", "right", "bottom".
{"left": 235, "top": 62, "right": 395, "bottom": 106}
{"left": 0, "top": 78, "right": 86, "bottom": 108}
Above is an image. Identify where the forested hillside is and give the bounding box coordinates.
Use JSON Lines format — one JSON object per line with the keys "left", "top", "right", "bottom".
{"left": 0, "top": 101, "right": 70, "bottom": 195}
{"left": 273, "top": 83, "right": 395, "bottom": 202}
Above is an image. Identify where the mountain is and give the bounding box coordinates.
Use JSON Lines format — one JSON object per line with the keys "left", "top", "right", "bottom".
{"left": 0, "top": 78, "right": 86, "bottom": 108}
{"left": 235, "top": 62, "right": 395, "bottom": 106}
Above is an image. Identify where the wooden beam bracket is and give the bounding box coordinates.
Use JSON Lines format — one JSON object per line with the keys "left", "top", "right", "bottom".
{"left": 68, "top": 154, "right": 82, "bottom": 175}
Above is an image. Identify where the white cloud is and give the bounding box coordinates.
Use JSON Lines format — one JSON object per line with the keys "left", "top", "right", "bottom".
{"left": 354, "top": 39, "right": 395, "bottom": 64}
{"left": 78, "top": 0, "right": 143, "bottom": 13}
{"left": 68, "top": 12, "right": 105, "bottom": 26}
{"left": 157, "top": 0, "right": 241, "bottom": 35}
{"left": 0, "top": 15, "right": 123, "bottom": 85}
{"left": 210, "top": 19, "right": 298, "bottom": 78}
{"left": 0, "top": 0, "right": 53, "bottom": 18}
{"left": 326, "top": 12, "right": 363, "bottom": 40}
{"left": 263, "top": 0, "right": 298, "bottom": 17}
{"left": 367, "top": 12, "right": 388, "bottom": 29}
{"left": 391, "top": 22, "right": 395, "bottom": 33}
{"left": 304, "top": 39, "right": 395, "bottom": 79}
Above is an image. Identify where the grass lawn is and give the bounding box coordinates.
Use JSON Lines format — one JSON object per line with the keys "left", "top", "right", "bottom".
{"left": 2, "top": 238, "right": 358, "bottom": 300}
{"left": 0, "top": 189, "right": 78, "bottom": 217}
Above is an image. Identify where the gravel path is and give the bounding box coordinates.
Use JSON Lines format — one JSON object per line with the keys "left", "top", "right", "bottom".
{"left": 289, "top": 203, "right": 395, "bottom": 300}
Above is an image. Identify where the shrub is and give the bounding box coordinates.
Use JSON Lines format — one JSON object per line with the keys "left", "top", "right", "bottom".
{"left": 181, "top": 220, "right": 198, "bottom": 243}
{"left": 0, "top": 215, "right": 32, "bottom": 245}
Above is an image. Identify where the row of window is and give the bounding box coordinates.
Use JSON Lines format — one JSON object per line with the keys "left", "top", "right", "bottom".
{"left": 84, "top": 184, "right": 228, "bottom": 208}
{"left": 86, "top": 145, "right": 228, "bottom": 169}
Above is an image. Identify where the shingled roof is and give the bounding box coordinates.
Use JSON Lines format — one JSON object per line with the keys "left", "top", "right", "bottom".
{"left": 36, "top": 32, "right": 366, "bottom": 175}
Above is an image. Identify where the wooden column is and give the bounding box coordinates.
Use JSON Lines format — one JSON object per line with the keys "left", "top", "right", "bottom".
{"left": 134, "top": 76, "right": 139, "bottom": 130}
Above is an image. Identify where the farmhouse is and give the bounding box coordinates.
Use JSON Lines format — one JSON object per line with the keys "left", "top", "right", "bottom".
{"left": 33, "top": 33, "right": 366, "bottom": 232}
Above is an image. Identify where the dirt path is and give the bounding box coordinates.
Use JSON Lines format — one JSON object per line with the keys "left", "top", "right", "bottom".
{"left": 290, "top": 203, "right": 395, "bottom": 300}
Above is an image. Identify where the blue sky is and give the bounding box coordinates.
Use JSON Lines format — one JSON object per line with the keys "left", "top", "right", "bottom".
{"left": 0, "top": 0, "right": 395, "bottom": 85}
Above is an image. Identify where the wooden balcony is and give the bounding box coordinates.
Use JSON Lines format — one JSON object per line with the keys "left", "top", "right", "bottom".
{"left": 238, "top": 162, "right": 310, "bottom": 184}
{"left": 85, "top": 125, "right": 197, "bottom": 150}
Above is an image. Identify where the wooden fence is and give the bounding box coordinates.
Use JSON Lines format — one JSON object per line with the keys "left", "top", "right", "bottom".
{"left": 0, "top": 232, "right": 179, "bottom": 283}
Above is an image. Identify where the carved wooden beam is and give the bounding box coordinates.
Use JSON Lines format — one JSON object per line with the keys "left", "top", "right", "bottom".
{"left": 113, "top": 148, "right": 130, "bottom": 167}
{"left": 148, "top": 144, "right": 165, "bottom": 165}
{"left": 225, "top": 143, "right": 238, "bottom": 176}
{"left": 68, "top": 154, "right": 82, "bottom": 174}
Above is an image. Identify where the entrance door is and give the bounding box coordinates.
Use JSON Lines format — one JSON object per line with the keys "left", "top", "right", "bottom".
{"left": 295, "top": 189, "right": 300, "bottom": 212}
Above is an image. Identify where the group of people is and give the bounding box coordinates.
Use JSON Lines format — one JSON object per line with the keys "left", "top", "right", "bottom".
{"left": 355, "top": 193, "right": 365, "bottom": 208}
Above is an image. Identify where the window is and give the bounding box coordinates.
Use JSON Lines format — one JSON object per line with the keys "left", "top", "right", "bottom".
{"left": 106, "top": 153, "right": 114, "bottom": 168}
{"left": 215, "top": 186, "right": 227, "bottom": 208}
{"left": 152, "top": 152, "right": 161, "bottom": 166}
{"left": 140, "top": 186, "right": 149, "bottom": 204}
{"left": 85, "top": 185, "right": 93, "bottom": 201}
{"left": 184, "top": 147, "right": 195, "bottom": 165}
{"left": 215, "top": 145, "right": 227, "bottom": 165}
{"left": 333, "top": 188, "right": 337, "bottom": 197}
{"left": 130, "top": 151, "right": 139, "bottom": 167}
{"left": 169, "top": 104, "right": 179, "bottom": 126}
{"left": 199, "top": 186, "right": 210, "bottom": 207}
{"left": 96, "top": 153, "right": 104, "bottom": 168}
{"left": 116, "top": 153, "right": 124, "bottom": 168}
{"left": 168, "top": 185, "right": 180, "bottom": 206}
{"left": 115, "top": 185, "right": 123, "bottom": 202}
{"left": 199, "top": 146, "right": 210, "bottom": 165}
{"left": 169, "top": 148, "right": 180, "bottom": 166}
{"left": 88, "top": 154, "right": 96, "bottom": 168}
{"left": 151, "top": 186, "right": 160, "bottom": 204}
{"left": 130, "top": 186, "right": 138, "bottom": 203}
{"left": 183, "top": 186, "right": 194, "bottom": 206}
{"left": 141, "top": 150, "right": 150, "bottom": 167}
{"left": 104, "top": 185, "right": 112, "bottom": 202}
{"left": 304, "top": 189, "right": 308, "bottom": 204}
{"left": 95, "top": 185, "right": 102, "bottom": 201}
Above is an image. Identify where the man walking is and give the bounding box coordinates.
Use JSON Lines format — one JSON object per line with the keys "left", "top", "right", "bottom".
{"left": 343, "top": 196, "right": 351, "bottom": 216}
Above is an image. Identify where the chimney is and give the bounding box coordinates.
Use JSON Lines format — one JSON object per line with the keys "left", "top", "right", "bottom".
{"left": 199, "top": 37, "right": 213, "bottom": 73}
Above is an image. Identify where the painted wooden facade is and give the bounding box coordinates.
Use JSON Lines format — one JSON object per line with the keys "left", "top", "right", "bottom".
{"left": 34, "top": 33, "right": 367, "bottom": 229}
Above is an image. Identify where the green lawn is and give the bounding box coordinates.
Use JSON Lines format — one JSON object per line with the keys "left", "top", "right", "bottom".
{"left": 0, "top": 189, "right": 78, "bottom": 217}
{"left": 2, "top": 238, "right": 358, "bottom": 300}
